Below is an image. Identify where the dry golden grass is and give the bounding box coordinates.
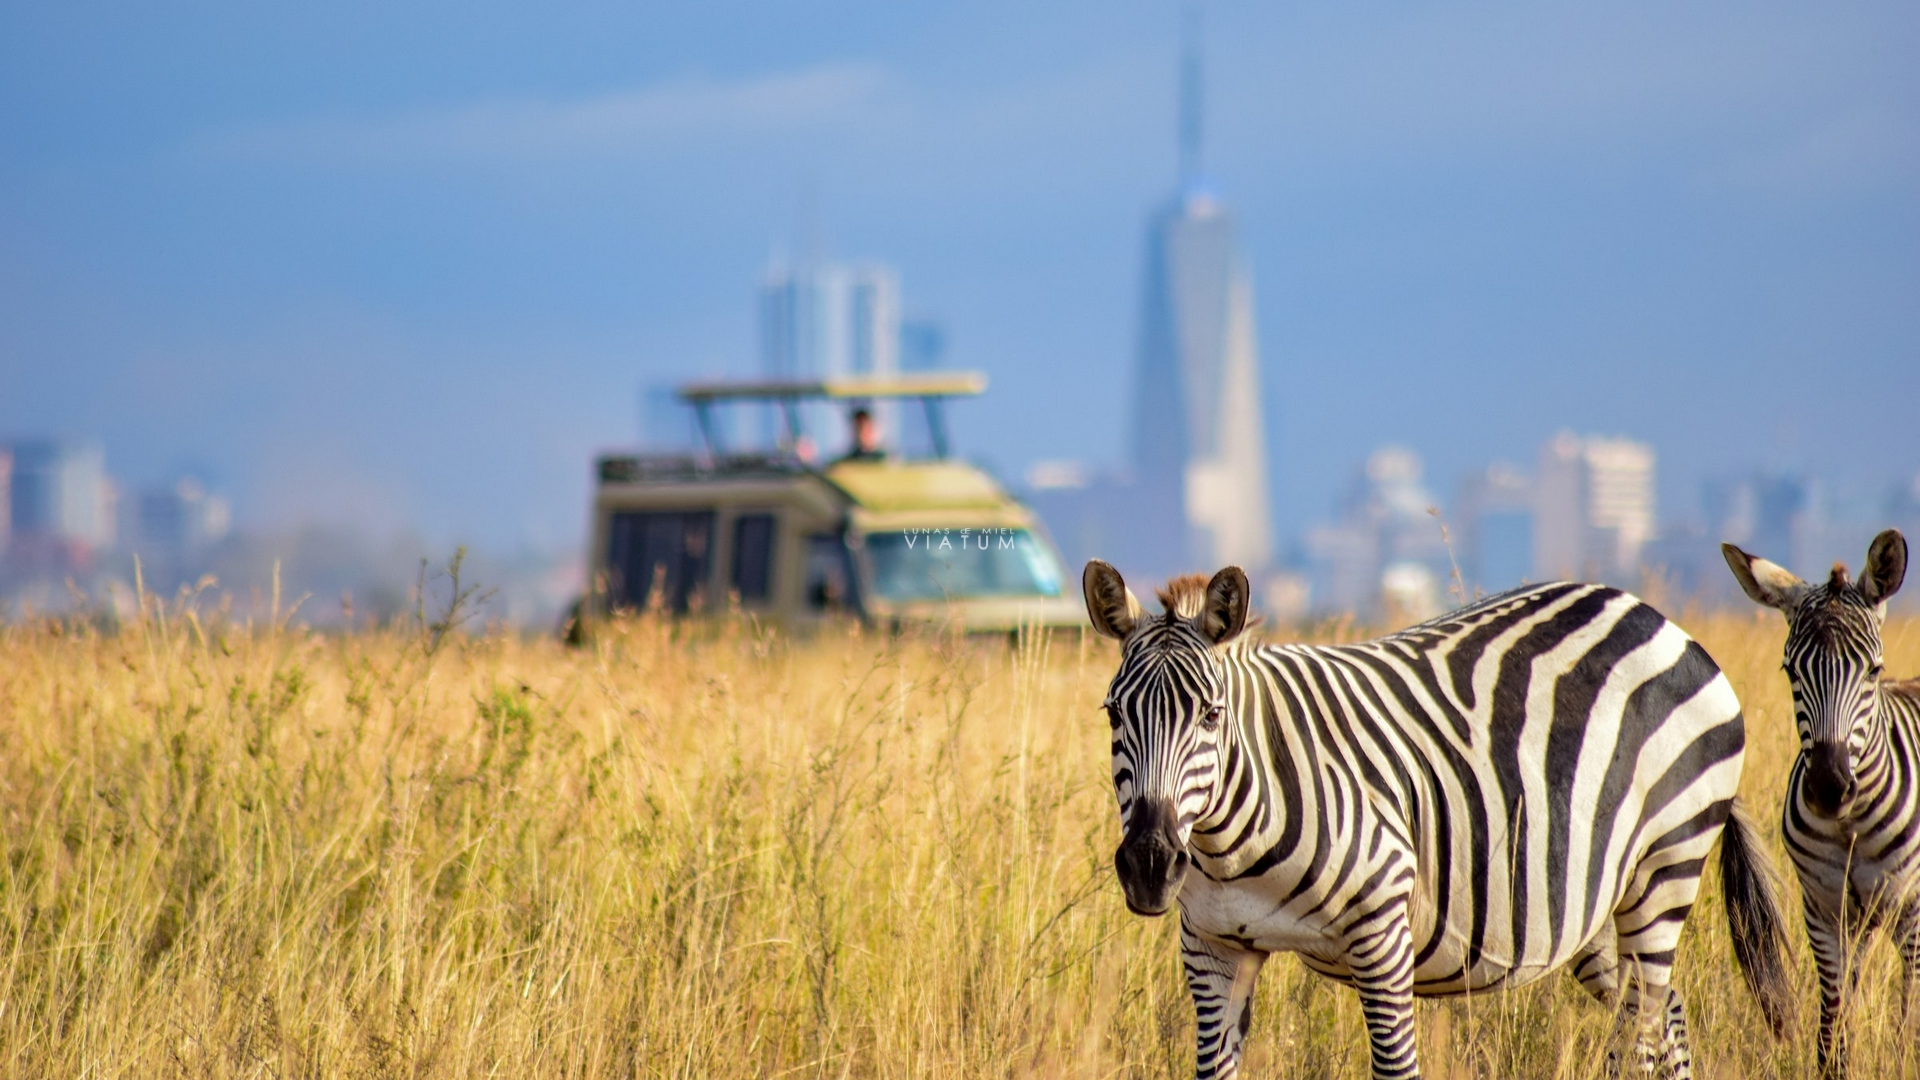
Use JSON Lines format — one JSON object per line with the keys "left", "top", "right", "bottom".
{"left": 1, "top": 592, "right": 1917, "bottom": 1078}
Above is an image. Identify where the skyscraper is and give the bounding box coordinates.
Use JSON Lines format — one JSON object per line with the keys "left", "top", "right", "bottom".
{"left": 3, "top": 439, "right": 115, "bottom": 568}
{"left": 760, "top": 261, "right": 900, "bottom": 382}
{"left": 1302, "top": 447, "right": 1450, "bottom": 619}
{"left": 1707, "top": 472, "right": 1816, "bottom": 576}
{"left": 760, "top": 259, "right": 901, "bottom": 451}
{"left": 128, "top": 477, "right": 231, "bottom": 559}
{"left": 1534, "top": 431, "right": 1656, "bottom": 584}
{"left": 1127, "top": 4, "right": 1272, "bottom": 578}
{"left": 1457, "top": 461, "right": 1534, "bottom": 594}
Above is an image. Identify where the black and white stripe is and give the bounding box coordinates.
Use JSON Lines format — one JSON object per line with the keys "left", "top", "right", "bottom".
{"left": 1085, "top": 562, "right": 1792, "bottom": 1080}
{"left": 1725, "top": 528, "right": 1920, "bottom": 1079}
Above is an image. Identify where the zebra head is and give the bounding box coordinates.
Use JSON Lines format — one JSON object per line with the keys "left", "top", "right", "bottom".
{"left": 1724, "top": 529, "right": 1907, "bottom": 817}
{"left": 1083, "top": 560, "right": 1251, "bottom": 916}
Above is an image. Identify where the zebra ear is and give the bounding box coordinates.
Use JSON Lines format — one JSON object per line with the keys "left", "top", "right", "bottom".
{"left": 1722, "top": 543, "right": 1808, "bottom": 611}
{"left": 1202, "top": 566, "right": 1250, "bottom": 644}
{"left": 1083, "top": 559, "right": 1142, "bottom": 640}
{"left": 1862, "top": 529, "right": 1907, "bottom": 605}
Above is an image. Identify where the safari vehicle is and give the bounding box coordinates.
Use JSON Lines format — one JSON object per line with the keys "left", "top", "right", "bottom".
{"left": 583, "top": 372, "right": 1085, "bottom": 633}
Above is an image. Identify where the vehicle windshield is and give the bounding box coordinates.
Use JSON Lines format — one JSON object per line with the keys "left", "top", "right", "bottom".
{"left": 861, "top": 528, "right": 1064, "bottom": 601}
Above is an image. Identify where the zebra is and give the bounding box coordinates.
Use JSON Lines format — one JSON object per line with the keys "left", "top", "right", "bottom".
{"left": 1723, "top": 528, "right": 1920, "bottom": 1077}
{"left": 1083, "top": 561, "right": 1794, "bottom": 1079}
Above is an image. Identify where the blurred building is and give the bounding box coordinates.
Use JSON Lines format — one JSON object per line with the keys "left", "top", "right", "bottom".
{"left": 3, "top": 439, "right": 115, "bottom": 569}
{"left": 760, "top": 260, "right": 900, "bottom": 381}
{"left": 1706, "top": 472, "right": 1819, "bottom": 574}
{"left": 1456, "top": 461, "right": 1533, "bottom": 595}
{"left": 1024, "top": 460, "right": 1130, "bottom": 578}
{"left": 1123, "top": 6, "right": 1272, "bottom": 580}
{"left": 1640, "top": 520, "right": 1715, "bottom": 598}
{"left": 1261, "top": 570, "right": 1312, "bottom": 625}
{"left": 896, "top": 318, "right": 948, "bottom": 455}
{"left": 760, "top": 259, "right": 901, "bottom": 452}
{"left": 1534, "top": 431, "right": 1655, "bottom": 585}
{"left": 128, "top": 478, "right": 231, "bottom": 560}
{"left": 1303, "top": 447, "right": 1451, "bottom": 620}
{"left": 1303, "top": 518, "right": 1380, "bottom": 618}
{"left": 1645, "top": 472, "right": 1902, "bottom": 604}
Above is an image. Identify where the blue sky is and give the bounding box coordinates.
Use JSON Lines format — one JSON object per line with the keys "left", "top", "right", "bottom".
{"left": 3, "top": 1, "right": 1916, "bottom": 555}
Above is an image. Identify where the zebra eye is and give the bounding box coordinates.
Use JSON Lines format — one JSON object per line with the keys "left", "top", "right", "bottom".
{"left": 1200, "top": 704, "right": 1224, "bottom": 730}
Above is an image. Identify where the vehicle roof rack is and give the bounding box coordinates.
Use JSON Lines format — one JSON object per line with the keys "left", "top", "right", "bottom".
{"left": 674, "top": 372, "right": 987, "bottom": 460}
{"left": 676, "top": 372, "right": 985, "bottom": 403}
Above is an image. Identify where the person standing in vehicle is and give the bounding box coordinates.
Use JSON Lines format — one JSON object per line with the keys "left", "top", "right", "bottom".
{"left": 838, "top": 407, "right": 888, "bottom": 463}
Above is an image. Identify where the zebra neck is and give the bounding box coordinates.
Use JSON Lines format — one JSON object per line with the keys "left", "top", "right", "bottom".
{"left": 1879, "top": 685, "right": 1920, "bottom": 738}
{"left": 1856, "top": 692, "right": 1919, "bottom": 805}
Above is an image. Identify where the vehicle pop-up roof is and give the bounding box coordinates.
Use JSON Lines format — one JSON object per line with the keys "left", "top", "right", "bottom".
{"left": 675, "top": 371, "right": 987, "bottom": 461}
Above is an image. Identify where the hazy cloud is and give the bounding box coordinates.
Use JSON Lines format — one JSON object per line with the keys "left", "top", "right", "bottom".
{"left": 192, "top": 63, "right": 890, "bottom": 166}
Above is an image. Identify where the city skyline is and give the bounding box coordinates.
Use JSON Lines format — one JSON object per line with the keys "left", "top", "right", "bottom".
{"left": 1110, "top": 2, "right": 1273, "bottom": 581}
{"left": 8, "top": 424, "right": 1912, "bottom": 609}
{"left": 3, "top": 1, "right": 1917, "bottom": 579}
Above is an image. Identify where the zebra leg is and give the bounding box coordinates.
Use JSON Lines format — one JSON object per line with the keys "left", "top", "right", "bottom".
{"left": 1608, "top": 820, "right": 1712, "bottom": 1078}
{"left": 1604, "top": 963, "right": 1693, "bottom": 1080}
{"left": 1612, "top": 873, "right": 1701, "bottom": 1073}
{"left": 1180, "top": 918, "right": 1266, "bottom": 1080}
{"left": 1571, "top": 934, "right": 1620, "bottom": 1007}
{"left": 1805, "top": 898, "right": 1856, "bottom": 1079}
{"left": 1345, "top": 903, "right": 1420, "bottom": 1080}
{"left": 1568, "top": 936, "right": 1644, "bottom": 1078}
{"left": 1653, "top": 986, "right": 1694, "bottom": 1080}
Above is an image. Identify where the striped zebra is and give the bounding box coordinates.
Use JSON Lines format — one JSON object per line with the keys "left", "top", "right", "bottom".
{"left": 1083, "top": 561, "right": 1793, "bottom": 1079}
{"left": 1723, "top": 528, "right": 1920, "bottom": 1078}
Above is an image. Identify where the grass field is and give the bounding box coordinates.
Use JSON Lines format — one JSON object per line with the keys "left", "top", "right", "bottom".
{"left": 1, "top": 581, "right": 1917, "bottom": 1078}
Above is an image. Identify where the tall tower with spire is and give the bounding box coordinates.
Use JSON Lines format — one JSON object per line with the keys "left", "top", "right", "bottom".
{"left": 1127, "top": 1, "right": 1273, "bottom": 578}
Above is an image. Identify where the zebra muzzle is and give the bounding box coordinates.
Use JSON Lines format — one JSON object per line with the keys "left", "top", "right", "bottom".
{"left": 1115, "top": 807, "right": 1189, "bottom": 917}
{"left": 1802, "top": 742, "right": 1856, "bottom": 817}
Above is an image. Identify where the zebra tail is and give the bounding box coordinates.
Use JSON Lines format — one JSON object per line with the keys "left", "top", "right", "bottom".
{"left": 1719, "top": 796, "right": 1795, "bottom": 1039}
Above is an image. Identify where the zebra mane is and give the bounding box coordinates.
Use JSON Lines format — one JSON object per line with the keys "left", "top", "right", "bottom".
{"left": 1793, "top": 568, "right": 1879, "bottom": 648}
{"left": 1155, "top": 575, "right": 1211, "bottom": 621}
{"left": 1147, "top": 574, "right": 1265, "bottom": 645}
{"left": 1884, "top": 676, "right": 1920, "bottom": 707}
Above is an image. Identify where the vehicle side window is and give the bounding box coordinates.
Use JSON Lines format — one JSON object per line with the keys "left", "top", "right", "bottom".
{"left": 606, "top": 511, "right": 714, "bottom": 613}
{"left": 730, "top": 513, "right": 776, "bottom": 602}
{"left": 804, "top": 534, "right": 856, "bottom": 612}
